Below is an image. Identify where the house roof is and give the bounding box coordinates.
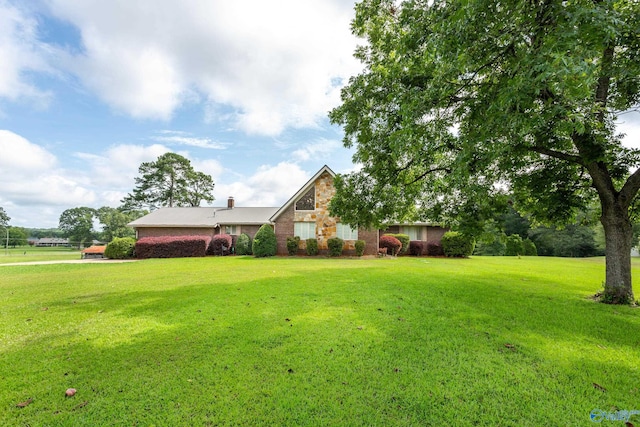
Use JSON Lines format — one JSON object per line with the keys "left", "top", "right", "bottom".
{"left": 128, "top": 207, "right": 279, "bottom": 228}
{"left": 269, "top": 165, "right": 335, "bottom": 222}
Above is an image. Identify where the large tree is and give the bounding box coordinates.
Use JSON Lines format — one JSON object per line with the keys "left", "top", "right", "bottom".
{"left": 59, "top": 207, "right": 96, "bottom": 249}
{"left": 96, "top": 207, "right": 146, "bottom": 242}
{"left": 121, "top": 153, "right": 215, "bottom": 211}
{"left": 330, "top": 0, "right": 640, "bottom": 303}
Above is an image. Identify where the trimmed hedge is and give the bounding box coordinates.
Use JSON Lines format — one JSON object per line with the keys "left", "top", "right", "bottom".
{"left": 426, "top": 242, "right": 444, "bottom": 256}
{"left": 355, "top": 240, "right": 366, "bottom": 257}
{"left": 252, "top": 224, "right": 277, "bottom": 257}
{"left": 235, "top": 233, "right": 252, "bottom": 255}
{"left": 387, "top": 233, "right": 410, "bottom": 255}
{"left": 306, "top": 238, "right": 319, "bottom": 256}
{"left": 380, "top": 234, "right": 402, "bottom": 256}
{"left": 210, "top": 234, "right": 233, "bottom": 256}
{"left": 441, "top": 232, "right": 475, "bottom": 258}
{"left": 409, "top": 240, "right": 423, "bottom": 256}
{"left": 136, "top": 235, "right": 211, "bottom": 259}
{"left": 104, "top": 237, "right": 136, "bottom": 259}
{"left": 327, "top": 237, "right": 344, "bottom": 257}
{"left": 287, "top": 236, "right": 300, "bottom": 256}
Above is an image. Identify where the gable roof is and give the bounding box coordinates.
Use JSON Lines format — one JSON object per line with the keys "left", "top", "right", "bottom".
{"left": 269, "top": 165, "right": 335, "bottom": 222}
{"left": 128, "top": 206, "right": 279, "bottom": 228}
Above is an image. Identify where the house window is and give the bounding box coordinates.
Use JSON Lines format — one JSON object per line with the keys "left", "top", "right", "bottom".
{"left": 403, "top": 226, "right": 420, "bottom": 241}
{"left": 294, "top": 222, "right": 316, "bottom": 239}
{"left": 336, "top": 223, "right": 358, "bottom": 240}
{"left": 224, "top": 225, "right": 238, "bottom": 235}
{"left": 295, "top": 187, "right": 315, "bottom": 211}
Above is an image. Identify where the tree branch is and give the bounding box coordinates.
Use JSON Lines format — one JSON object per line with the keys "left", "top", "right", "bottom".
{"left": 529, "top": 146, "right": 584, "bottom": 164}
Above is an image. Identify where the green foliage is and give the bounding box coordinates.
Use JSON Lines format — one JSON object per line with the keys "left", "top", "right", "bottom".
{"left": 387, "top": 233, "right": 410, "bottom": 255}
{"left": 330, "top": 0, "right": 640, "bottom": 301}
{"left": 355, "top": 240, "right": 366, "bottom": 257}
{"left": 306, "top": 238, "right": 319, "bottom": 256}
{"left": 529, "top": 225, "right": 603, "bottom": 257}
{"left": 2, "top": 257, "right": 639, "bottom": 425}
{"left": 327, "top": 237, "right": 344, "bottom": 257}
{"left": 121, "top": 152, "right": 215, "bottom": 211}
{"left": 441, "top": 232, "right": 475, "bottom": 258}
{"left": 58, "top": 207, "right": 97, "bottom": 249}
{"left": 505, "top": 235, "right": 525, "bottom": 256}
{"left": 235, "top": 233, "right": 252, "bottom": 255}
{"left": 474, "top": 231, "right": 506, "bottom": 256}
{"left": 96, "top": 206, "right": 143, "bottom": 242}
{"left": 6, "top": 227, "right": 28, "bottom": 248}
{"left": 104, "top": 237, "right": 136, "bottom": 259}
{"left": 286, "top": 236, "right": 300, "bottom": 256}
{"left": 252, "top": 224, "right": 277, "bottom": 257}
{"left": 523, "top": 239, "right": 538, "bottom": 256}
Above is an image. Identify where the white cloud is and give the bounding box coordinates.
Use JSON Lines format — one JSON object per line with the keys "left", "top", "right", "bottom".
{"left": 0, "top": 1, "right": 53, "bottom": 105}
{"left": 618, "top": 111, "right": 640, "bottom": 149}
{"left": 214, "top": 162, "right": 309, "bottom": 207}
{"left": 291, "top": 138, "right": 341, "bottom": 162}
{"left": 47, "top": 0, "right": 360, "bottom": 134}
{"left": 151, "top": 132, "right": 228, "bottom": 150}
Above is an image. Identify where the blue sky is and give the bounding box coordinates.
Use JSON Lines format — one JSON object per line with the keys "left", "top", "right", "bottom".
{"left": 1, "top": 0, "right": 639, "bottom": 229}
{"left": 0, "top": 0, "right": 362, "bottom": 228}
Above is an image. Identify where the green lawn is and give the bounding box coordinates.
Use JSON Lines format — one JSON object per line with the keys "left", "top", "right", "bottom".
{"left": 0, "top": 246, "right": 81, "bottom": 264}
{"left": 1, "top": 256, "right": 639, "bottom": 426}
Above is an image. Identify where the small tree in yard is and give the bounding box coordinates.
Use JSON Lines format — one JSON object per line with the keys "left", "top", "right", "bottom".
{"left": 505, "top": 235, "right": 525, "bottom": 256}
{"left": 252, "top": 225, "right": 277, "bottom": 257}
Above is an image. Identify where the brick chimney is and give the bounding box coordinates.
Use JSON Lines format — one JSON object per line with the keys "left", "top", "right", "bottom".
{"left": 227, "top": 196, "right": 235, "bottom": 209}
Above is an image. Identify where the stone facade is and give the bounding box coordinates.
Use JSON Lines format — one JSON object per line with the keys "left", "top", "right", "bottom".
{"left": 274, "top": 171, "right": 379, "bottom": 255}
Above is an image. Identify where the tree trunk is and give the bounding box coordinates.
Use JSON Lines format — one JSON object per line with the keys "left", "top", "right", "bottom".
{"left": 601, "top": 202, "right": 634, "bottom": 304}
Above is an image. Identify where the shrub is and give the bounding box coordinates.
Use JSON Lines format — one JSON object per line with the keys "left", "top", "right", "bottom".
{"left": 306, "top": 238, "right": 319, "bottom": 256}
{"left": 441, "top": 232, "right": 475, "bottom": 258}
{"left": 252, "top": 224, "right": 277, "bottom": 257}
{"left": 235, "top": 233, "right": 252, "bottom": 255}
{"left": 409, "top": 241, "right": 423, "bottom": 256}
{"left": 388, "top": 233, "right": 410, "bottom": 255}
{"left": 210, "top": 234, "right": 233, "bottom": 256}
{"left": 136, "top": 235, "right": 211, "bottom": 259}
{"left": 286, "top": 236, "right": 300, "bottom": 256}
{"left": 354, "top": 240, "right": 366, "bottom": 257}
{"left": 380, "top": 235, "right": 402, "bottom": 256}
{"left": 426, "top": 242, "right": 444, "bottom": 256}
{"left": 523, "top": 238, "right": 538, "bottom": 256}
{"left": 327, "top": 237, "right": 344, "bottom": 257}
{"left": 104, "top": 237, "right": 136, "bottom": 259}
{"left": 505, "top": 234, "right": 524, "bottom": 256}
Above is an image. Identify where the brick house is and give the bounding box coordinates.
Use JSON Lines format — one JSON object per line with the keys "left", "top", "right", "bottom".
{"left": 129, "top": 165, "right": 447, "bottom": 255}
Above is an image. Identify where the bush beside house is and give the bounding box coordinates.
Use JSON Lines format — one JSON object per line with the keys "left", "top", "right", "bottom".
{"left": 386, "top": 233, "right": 410, "bottom": 255}
{"left": 105, "top": 237, "right": 136, "bottom": 259}
{"left": 210, "top": 234, "right": 233, "bottom": 256}
{"left": 409, "top": 241, "right": 423, "bottom": 256}
{"left": 306, "top": 239, "right": 318, "bottom": 256}
{"left": 136, "top": 236, "right": 211, "bottom": 259}
{"left": 235, "top": 233, "right": 252, "bottom": 255}
{"left": 253, "top": 224, "right": 277, "bottom": 257}
{"left": 327, "top": 237, "right": 344, "bottom": 257}
{"left": 380, "top": 235, "right": 402, "bottom": 256}
{"left": 355, "top": 240, "right": 366, "bottom": 257}
{"left": 287, "top": 236, "right": 300, "bottom": 256}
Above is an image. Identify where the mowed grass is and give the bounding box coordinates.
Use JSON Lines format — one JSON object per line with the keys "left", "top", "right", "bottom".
{"left": 0, "top": 247, "right": 81, "bottom": 264}
{"left": 1, "top": 256, "right": 639, "bottom": 426}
